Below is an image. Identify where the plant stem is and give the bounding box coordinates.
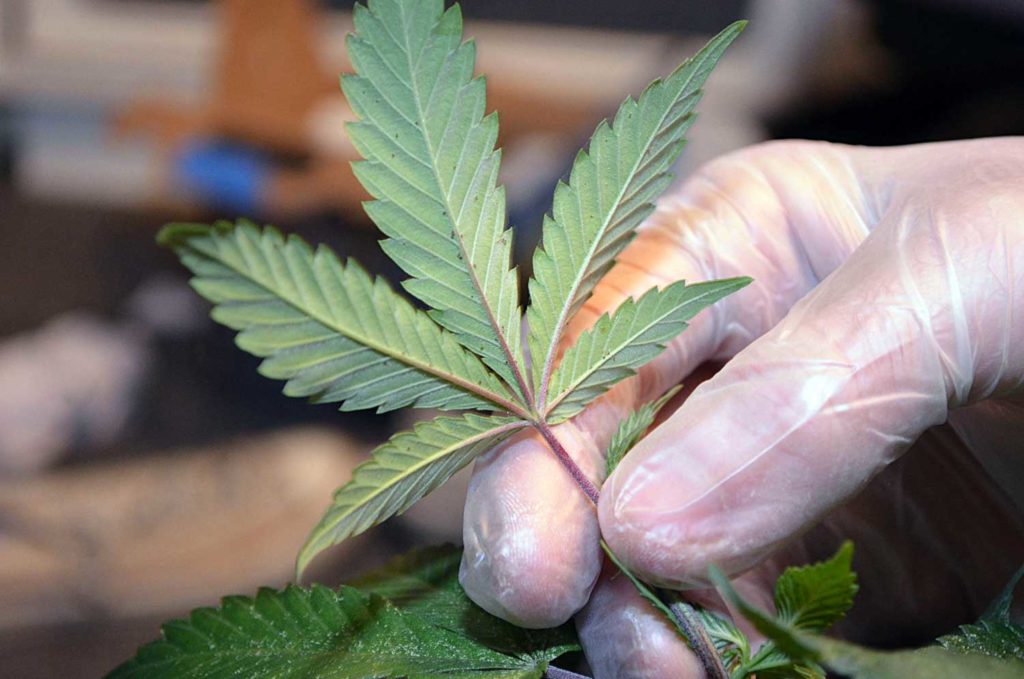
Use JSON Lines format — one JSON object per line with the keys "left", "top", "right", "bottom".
{"left": 536, "top": 419, "right": 726, "bottom": 679}
{"left": 664, "top": 593, "right": 730, "bottom": 679}
{"left": 544, "top": 667, "right": 590, "bottom": 679}
{"left": 533, "top": 420, "right": 600, "bottom": 504}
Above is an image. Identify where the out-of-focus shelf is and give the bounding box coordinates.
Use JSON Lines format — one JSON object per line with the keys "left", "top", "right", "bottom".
{"left": 0, "top": 0, "right": 759, "bottom": 209}
{"left": 0, "top": 0, "right": 679, "bottom": 106}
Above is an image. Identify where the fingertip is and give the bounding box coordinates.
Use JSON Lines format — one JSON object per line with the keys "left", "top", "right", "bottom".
{"left": 458, "top": 535, "right": 597, "bottom": 628}
{"left": 460, "top": 429, "right": 603, "bottom": 628}
{"left": 596, "top": 382, "right": 789, "bottom": 587}
{"left": 576, "top": 561, "right": 707, "bottom": 678}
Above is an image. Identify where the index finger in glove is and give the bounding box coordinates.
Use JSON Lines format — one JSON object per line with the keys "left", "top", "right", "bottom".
{"left": 459, "top": 141, "right": 869, "bottom": 627}
{"left": 600, "top": 139, "right": 1024, "bottom": 588}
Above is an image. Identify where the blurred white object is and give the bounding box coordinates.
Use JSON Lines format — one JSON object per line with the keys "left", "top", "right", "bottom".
{"left": 124, "top": 273, "right": 208, "bottom": 337}
{"left": 305, "top": 95, "right": 358, "bottom": 159}
{"left": 0, "top": 314, "right": 149, "bottom": 474}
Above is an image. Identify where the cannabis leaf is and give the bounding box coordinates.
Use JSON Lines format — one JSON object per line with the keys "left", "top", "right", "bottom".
{"left": 141, "top": 2, "right": 765, "bottom": 674}
{"left": 354, "top": 544, "right": 579, "bottom": 660}
{"left": 711, "top": 557, "right": 1024, "bottom": 679}
{"left": 604, "top": 386, "right": 681, "bottom": 476}
{"left": 774, "top": 541, "right": 858, "bottom": 632}
{"left": 696, "top": 608, "right": 751, "bottom": 668}
{"left": 690, "top": 544, "right": 857, "bottom": 677}
{"left": 527, "top": 21, "right": 746, "bottom": 410}
{"left": 108, "top": 585, "right": 508, "bottom": 678}
{"left": 161, "top": 0, "right": 747, "bottom": 587}
{"left": 344, "top": 0, "right": 528, "bottom": 399}
{"left": 160, "top": 221, "right": 518, "bottom": 414}
{"left": 546, "top": 278, "right": 748, "bottom": 421}
{"left": 112, "top": 545, "right": 578, "bottom": 678}
{"left": 939, "top": 623, "right": 1024, "bottom": 663}
{"left": 298, "top": 414, "right": 526, "bottom": 575}
{"left": 938, "top": 563, "right": 1024, "bottom": 661}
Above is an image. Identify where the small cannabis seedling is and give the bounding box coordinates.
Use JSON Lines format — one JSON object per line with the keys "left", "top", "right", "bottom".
{"left": 160, "top": 0, "right": 748, "bottom": 577}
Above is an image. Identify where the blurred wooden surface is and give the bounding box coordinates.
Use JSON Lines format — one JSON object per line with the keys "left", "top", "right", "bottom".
{"left": 0, "top": 427, "right": 363, "bottom": 629}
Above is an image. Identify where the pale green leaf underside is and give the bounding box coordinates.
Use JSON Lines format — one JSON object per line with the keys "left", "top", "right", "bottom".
{"left": 344, "top": 0, "right": 525, "bottom": 397}
{"left": 160, "top": 221, "right": 516, "bottom": 415}
{"left": 774, "top": 541, "right": 858, "bottom": 633}
{"left": 527, "top": 21, "right": 746, "bottom": 404}
{"left": 605, "top": 385, "right": 681, "bottom": 477}
{"left": 298, "top": 414, "right": 526, "bottom": 576}
{"left": 108, "top": 584, "right": 549, "bottom": 679}
{"left": 547, "top": 277, "right": 750, "bottom": 421}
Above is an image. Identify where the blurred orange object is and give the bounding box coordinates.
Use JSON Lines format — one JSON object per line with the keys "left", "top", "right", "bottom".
{"left": 116, "top": 0, "right": 336, "bottom": 154}
{"left": 114, "top": 0, "right": 367, "bottom": 218}
{"left": 113, "top": 0, "right": 608, "bottom": 220}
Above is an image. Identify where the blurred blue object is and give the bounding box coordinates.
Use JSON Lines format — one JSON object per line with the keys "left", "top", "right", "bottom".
{"left": 173, "top": 139, "right": 271, "bottom": 214}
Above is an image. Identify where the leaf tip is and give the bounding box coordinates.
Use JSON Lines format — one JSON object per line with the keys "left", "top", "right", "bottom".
{"left": 295, "top": 542, "right": 319, "bottom": 583}
{"left": 157, "top": 222, "right": 210, "bottom": 248}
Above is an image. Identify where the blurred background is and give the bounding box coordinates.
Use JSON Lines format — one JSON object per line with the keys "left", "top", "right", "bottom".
{"left": 1, "top": 0, "right": 1023, "bottom": 675}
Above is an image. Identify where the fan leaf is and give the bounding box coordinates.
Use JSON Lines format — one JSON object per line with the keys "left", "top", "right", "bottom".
{"left": 344, "top": 0, "right": 528, "bottom": 400}
{"left": 160, "top": 221, "right": 520, "bottom": 415}
{"left": 527, "top": 22, "right": 746, "bottom": 407}
{"left": 354, "top": 544, "right": 580, "bottom": 659}
{"left": 298, "top": 413, "right": 526, "bottom": 576}
{"left": 546, "top": 278, "right": 749, "bottom": 421}
{"left": 108, "top": 584, "right": 552, "bottom": 678}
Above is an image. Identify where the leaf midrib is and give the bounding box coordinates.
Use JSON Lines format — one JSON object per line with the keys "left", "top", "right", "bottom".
{"left": 543, "top": 294, "right": 684, "bottom": 415}
{"left": 398, "top": 6, "right": 533, "bottom": 406}
{"left": 536, "top": 63, "right": 708, "bottom": 409}
{"left": 203, "top": 238, "right": 524, "bottom": 416}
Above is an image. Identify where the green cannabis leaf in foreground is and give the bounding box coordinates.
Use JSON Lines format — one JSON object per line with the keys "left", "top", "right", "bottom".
{"left": 711, "top": 550, "right": 1024, "bottom": 679}
{"left": 602, "top": 542, "right": 856, "bottom": 679}
{"left": 161, "top": 0, "right": 749, "bottom": 579}
{"left": 937, "top": 563, "right": 1024, "bottom": 661}
{"left": 703, "top": 542, "right": 857, "bottom": 678}
{"left": 110, "top": 546, "right": 579, "bottom": 679}
{"left": 107, "top": 538, "right": 1024, "bottom": 679}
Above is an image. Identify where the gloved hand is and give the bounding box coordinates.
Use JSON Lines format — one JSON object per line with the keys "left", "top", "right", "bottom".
{"left": 459, "top": 138, "right": 1024, "bottom": 677}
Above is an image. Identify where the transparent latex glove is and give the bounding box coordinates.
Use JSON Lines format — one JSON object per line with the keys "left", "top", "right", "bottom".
{"left": 460, "top": 138, "right": 1024, "bottom": 676}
